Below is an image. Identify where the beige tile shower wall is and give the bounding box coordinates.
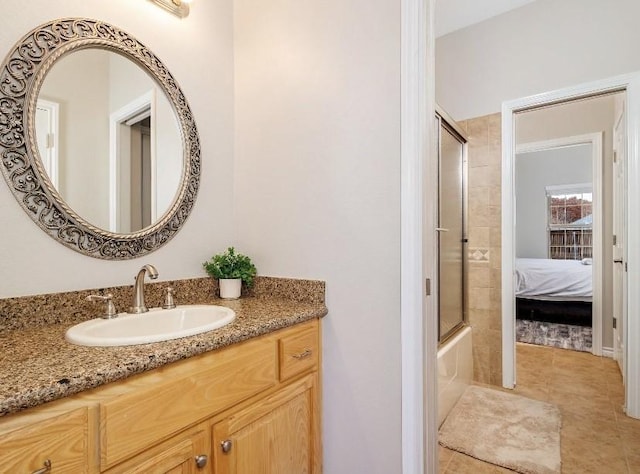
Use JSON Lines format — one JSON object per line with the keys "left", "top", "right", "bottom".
{"left": 459, "top": 113, "right": 502, "bottom": 386}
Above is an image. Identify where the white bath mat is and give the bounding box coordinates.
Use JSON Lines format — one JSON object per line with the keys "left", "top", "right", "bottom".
{"left": 439, "top": 385, "right": 561, "bottom": 474}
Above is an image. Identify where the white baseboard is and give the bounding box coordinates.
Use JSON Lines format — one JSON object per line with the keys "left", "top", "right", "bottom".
{"left": 601, "top": 347, "right": 614, "bottom": 358}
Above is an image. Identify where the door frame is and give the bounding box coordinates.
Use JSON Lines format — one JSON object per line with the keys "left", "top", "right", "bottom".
{"left": 35, "top": 99, "right": 60, "bottom": 189}
{"left": 400, "top": 0, "right": 436, "bottom": 472}
{"left": 514, "top": 133, "right": 604, "bottom": 356}
{"left": 612, "top": 108, "right": 627, "bottom": 372}
{"left": 108, "top": 90, "right": 156, "bottom": 233}
{"left": 501, "top": 73, "right": 640, "bottom": 419}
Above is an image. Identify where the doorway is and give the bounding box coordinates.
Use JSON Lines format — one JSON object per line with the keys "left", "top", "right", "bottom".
{"left": 128, "top": 116, "right": 153, "bottom": 231}
{"left": 501, "top": 74, "right": 640, "bottom": 419}
{"left": 513, "top": 128, "right": 605, "bottom": 356}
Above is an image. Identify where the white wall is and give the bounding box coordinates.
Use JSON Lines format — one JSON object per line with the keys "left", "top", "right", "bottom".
{"left": 39, "top": 50, "right": 111, "bottom": 229}
{"left": 516, "top": 144, "right": 592, "bottom": 258}
{"left": 436, "top": 0, "right": 640, "bottom": 120}
{"left": 0, "top": 0, "right": 235, "bottom": 298}
{"left": 233, "top": 1, "right": 402, "bottom": 473}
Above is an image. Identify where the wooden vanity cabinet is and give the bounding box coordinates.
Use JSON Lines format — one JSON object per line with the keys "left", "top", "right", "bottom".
{"left": 213, "top": 321, "right": 321, "bottom": 474}
{"left": 0, "top": 319, "right": 321, "bottom": 474}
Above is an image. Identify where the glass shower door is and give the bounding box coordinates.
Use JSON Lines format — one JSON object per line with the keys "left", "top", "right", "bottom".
{"left": 437, "top": 114, "right": 467, "bottom": 342}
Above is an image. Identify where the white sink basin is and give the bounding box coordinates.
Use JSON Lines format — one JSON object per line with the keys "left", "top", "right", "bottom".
{"left": 65, "top": 305, "right": 236, "bottom": 347}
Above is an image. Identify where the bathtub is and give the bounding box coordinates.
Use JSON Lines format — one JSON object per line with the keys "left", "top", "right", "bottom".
{"left": 437, "top": 325, "right": 473, "bottom": 427}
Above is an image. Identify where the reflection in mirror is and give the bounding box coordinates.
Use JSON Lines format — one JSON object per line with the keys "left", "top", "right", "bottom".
{"left": 36, "top": 49, "right": 182, "bottom": 233}
{"left": 0, "top": 18, "right": 200, "bottom": 259}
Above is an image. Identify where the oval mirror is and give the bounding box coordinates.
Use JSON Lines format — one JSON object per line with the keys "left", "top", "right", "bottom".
{"left": 0, "top": 19, "right": 200, "bottom": 259}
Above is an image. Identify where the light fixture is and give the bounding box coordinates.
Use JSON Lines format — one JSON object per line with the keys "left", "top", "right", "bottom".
{"left": 149, "top": 0, "right": 190, "bottom": 18}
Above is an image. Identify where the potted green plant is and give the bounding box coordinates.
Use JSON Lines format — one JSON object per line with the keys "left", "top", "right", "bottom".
{"left": 202, "top": 247, "right": 257, "bottom": 299}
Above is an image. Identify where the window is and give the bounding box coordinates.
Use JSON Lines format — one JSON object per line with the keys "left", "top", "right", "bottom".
{"left": 546, "top": 184, "right": 593, "bottom": 260}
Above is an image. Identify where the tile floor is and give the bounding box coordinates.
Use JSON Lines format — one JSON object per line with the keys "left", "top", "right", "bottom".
{"left": 439, "top": 343, "right": 640, "bottom": 473}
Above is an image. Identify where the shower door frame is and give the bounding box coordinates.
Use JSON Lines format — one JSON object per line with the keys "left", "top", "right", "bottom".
{"left": 436, "top": 107, "right": 469, "bottom": 344}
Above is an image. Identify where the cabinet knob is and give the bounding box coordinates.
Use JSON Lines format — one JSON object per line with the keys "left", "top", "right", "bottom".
{"left": 194, "top": 454, "right": 208, "bottom": 468}
{"left": 32, "top": 459, "right": 52, "bottom": 474}
{"left": 221, "top": 439, "right": 233, "bottom": 453}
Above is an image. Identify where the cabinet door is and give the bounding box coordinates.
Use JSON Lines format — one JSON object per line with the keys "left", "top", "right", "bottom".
{"left": 212, "top": 375, "right": 319, "bottom": 474}
{"left": 106, "top": 425, "right": 210, "bottom": 474}
{"left": 0, "top": 407, "right": 88, "bottom": 474}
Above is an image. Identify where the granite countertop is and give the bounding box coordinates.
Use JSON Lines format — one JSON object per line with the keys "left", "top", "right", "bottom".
{"left": 0, "top": 295, "right": 327, "bottom": 417}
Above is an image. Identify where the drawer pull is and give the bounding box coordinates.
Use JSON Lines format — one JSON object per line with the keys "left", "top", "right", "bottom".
{"left": 292, "top": 349, "right": 313, "bottom": 360}
{"left": 194, "top": 454, "right": 208, "bottom": 468}
{"left": 32, "top": 459, "right": 52, "bottom": 474}
{"left": 221, "top": 439, "right": 233, "bottom": 453}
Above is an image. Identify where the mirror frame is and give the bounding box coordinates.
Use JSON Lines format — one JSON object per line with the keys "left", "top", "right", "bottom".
{"left": 0, "top": 18, "right": 200, "bottom": 259}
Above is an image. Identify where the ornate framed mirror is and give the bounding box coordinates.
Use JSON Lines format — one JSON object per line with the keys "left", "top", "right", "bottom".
{"left": 0, "top": 18, "right": 200, "bottom": 259}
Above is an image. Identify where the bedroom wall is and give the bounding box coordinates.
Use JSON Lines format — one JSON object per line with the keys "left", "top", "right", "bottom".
{"left": 515, "top": 144, "right": 592, "bottom": 259}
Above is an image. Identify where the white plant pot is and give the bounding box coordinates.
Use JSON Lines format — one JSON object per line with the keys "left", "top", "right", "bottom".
{"left": 219, "top": 278, "right": 242, "bottom": 299}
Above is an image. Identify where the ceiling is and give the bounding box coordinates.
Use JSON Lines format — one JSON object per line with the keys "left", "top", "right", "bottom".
{"left": 435, "top": 0, "right": 537, "bottom": 38}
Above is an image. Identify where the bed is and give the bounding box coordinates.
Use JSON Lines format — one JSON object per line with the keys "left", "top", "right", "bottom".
{"left": 515, "top": 258, "right": 593, "bottom": 327}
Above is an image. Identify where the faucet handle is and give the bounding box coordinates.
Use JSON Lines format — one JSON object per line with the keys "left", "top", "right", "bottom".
{"left": 86, "top": 293, "right": 118, "bottom": 319}
{"left": 163, "top": 287, "right": 176, "bottom": 309}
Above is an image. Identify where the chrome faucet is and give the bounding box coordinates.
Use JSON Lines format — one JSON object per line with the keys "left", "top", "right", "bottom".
{"left": 128, "top": 264, "right": 159, "bottom": 314}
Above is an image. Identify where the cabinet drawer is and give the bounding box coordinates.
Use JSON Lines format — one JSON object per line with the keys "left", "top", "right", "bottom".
{"left": 0, "top": 407, "right": 88, "bottom": 474}
{"left": 279, "top": 321, "right": 319, "bottom": 381}
{"left": 100, "top": 337, "right": 277, "bottom": 469}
